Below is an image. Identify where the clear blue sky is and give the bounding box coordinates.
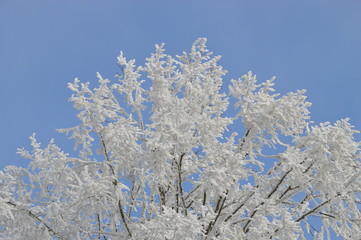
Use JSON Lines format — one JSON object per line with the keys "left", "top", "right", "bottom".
{"left": 0, "top": 1, "right": 360, "bottom": 237}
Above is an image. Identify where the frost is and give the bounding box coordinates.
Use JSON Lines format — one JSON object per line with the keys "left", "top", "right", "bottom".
{"left": 1, "top": 39, "right": 360, "bottom": 239}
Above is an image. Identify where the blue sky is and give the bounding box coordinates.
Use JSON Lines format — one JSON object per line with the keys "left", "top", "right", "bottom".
{"left": 0, "top": 1, "right": 360, "bottom": 237}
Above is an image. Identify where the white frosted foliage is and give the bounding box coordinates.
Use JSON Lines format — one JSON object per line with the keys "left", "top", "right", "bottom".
{"left": 1, "top": 39, "right": 360, "bottom": 239}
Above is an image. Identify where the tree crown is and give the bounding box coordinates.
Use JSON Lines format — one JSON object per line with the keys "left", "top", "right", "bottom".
{"left": 1, "top": 38, "right": 360, "bottom": 239}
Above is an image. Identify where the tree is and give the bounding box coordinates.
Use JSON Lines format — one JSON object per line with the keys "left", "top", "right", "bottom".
{"left": 1, "top": 38, "right": 360, "bottom": 240}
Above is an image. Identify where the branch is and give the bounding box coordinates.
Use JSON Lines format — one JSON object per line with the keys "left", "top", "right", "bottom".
{"left": 295, "top": 195, "right": 338, "bottom": 222}
{"left": 98, "top": 130, "right": 132, "bottom": 237}
{"left": 278, "top": 185, "right": 300, "bottom": 199}
{"left": 97, "top": 213, "right": 101, "bottom": 240}
{"left": 238, "top": 128, "right": 251, "bottom": 153}
{"left": 6, "top": 201, "right": 66, "bottom": 240}
{"left": 184, "top": 184, "right": 200, "bottom": 201}
{"left": 98, "top": 132, "right": 116, "bottom": 176}
{"left": 203, "top": 191, "right": 207, "bottom": 206}
{"left": 127, "top": 183, "right": 141, "bottom": 217}
{"left": 267, "top": 168, "right": 292, "bottom": 199}
{"left": 204, "top": 194, "right": 227, "bottom": 237}
{"left": 118, "top": 200, "right": 132, "bottom": 238}
{"left": 177, "top": 153, "right": 187, "bottom": 214}
{"left": 224, "top": 191, "right": 255, "bottom": 222}
{"left": 243, "top": 169, "right": 292, "bottom": 233}
{"left": 158, "top": 186, "right": 167, "bottom": 206}
{"left": 317, "top": 212, "right": 336, "bottom": 219}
